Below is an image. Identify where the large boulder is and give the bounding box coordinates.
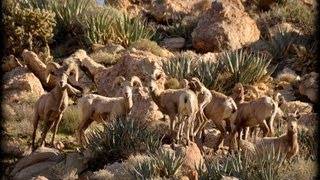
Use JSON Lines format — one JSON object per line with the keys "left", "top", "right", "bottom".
{"left": 2, "top": 67, "right": 44, "bottom": 101}
{"left": 298, "top": 72, "right": 318, "bottom": 103}
{"left": 192, "top": 0, "right": 260, "bottom": 53}
{"left": 149, "top": 0, "right": 212, "bottom": 23}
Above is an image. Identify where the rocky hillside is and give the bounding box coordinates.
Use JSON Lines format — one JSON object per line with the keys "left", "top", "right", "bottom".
{"left": 1, "top": 0, "right": 318, "bottom": 179}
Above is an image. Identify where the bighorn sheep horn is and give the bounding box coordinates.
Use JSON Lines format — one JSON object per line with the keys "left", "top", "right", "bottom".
{"left": 130, "top": 76, "right": 143, "bottom": 87}
{"left": 45, "top": 62, "right": 61, "bottom": 83}
{"left": 112, "top": 76, "right": 126, "bottom": 89}
{"left": 68, "top": 62, "right": 79, "bottom": 83}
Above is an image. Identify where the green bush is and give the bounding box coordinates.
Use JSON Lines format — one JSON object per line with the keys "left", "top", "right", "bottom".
{"left": 59, "top": 106, "right": 80, "bottom": 135}
{"left": 162, "top": 53, "right": 195, "bottom": 79}
{"left": 87, "top": 116, "right": 163, "bottom": 170}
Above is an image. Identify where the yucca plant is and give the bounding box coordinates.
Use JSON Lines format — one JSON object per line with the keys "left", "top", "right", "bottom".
{"left": 191, "top": 59, "right": 222, "bottom": 88}
{"left": 228, "top": 152, "right": 251, "bottom": 179}
{"left": 196, "top": 158, "right": 230, "bottom": 180}
{"left": 252, "top": 146, "right": 286, "bottom": 180}
{"left": 83, "top": 11, "right": 114, "bottom": 45}
{"left": 52, "top": 0, "right": 91, "bottom": 34}
{"left": 162, "top": 53, "right": 195, "bottom": 79}
{"left": 131, "top": 157, "right": 161, "bottom": 180}
{"left": 152, "top": 149, "right": 185, "bottom": 178}
{"left": 87, "top": 116, "right": 163, "bottom": 170}
{"left": 218, "top": 49, "right": 277, "bottom": 91}
{"left": 114, "top": 13, "right": 155, "bottom": 48}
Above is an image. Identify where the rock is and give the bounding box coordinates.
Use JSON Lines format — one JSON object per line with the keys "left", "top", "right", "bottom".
{"left": 221, "top": 175, "right": 240, "bottom": 180}
{"left": 174, "top": 142, "right": 204, "bottom": 180}
{"left": 299, "top": 72, "right": 318, "bottom": 103}
{"left": 160, "top": 37, "right": 185, "bottom": 51}
{"left": 90, "top": 43, "right": 125, "bottom": 54}
{"left": 10, "top": 147, "right": 65, "bottom": 177}
{"left": 149, "top": 0, "right": 211, "bottom": 23}
{"left": 279, "top": 100, "right": 313, "bottom": 114}
{"left": 268, "top": 22, "right": 301, "bottom": 38}
{"left": 298, "top": 113, "right": 318, "bottom": 128}
{"left": 1, "top": 55, "right": 23, "bottom": 72}
{"left": 31, "top": 176, "right": 49, "bottom": 180}
{"left": 2, "top": 67, "right": 44, "bottom": 102}
{"left": 13, "top": 161, "right": 57, "bottom": 180}
{"left": 192, "top": 0, "right": 260, "bottom": 53}
{"left": 104, "top": 0, "right": 147, "bottom": 17}
{"left": 103, "top": 162, "right": 134, "bottom": 180}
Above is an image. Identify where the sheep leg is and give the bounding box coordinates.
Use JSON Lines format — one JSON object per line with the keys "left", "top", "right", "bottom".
{"left": 266, "top": 117, "right": 273, "bottom": 137}
{"left": 176, "top": 115, "right": 183, "bottom": 142}
{"left": 190, "top": 113, "right": 196, "bottom": 142}
{"left": 77, "top": 114, "right": 94, "bottom": 147}
{"left": 39, "top": 117, "right": 55, "bottom": 147}
{"left": 214, "top": 123, "right": 226, "bottom": 151}
{"left": 32, "top": 112, "right": 40, "bottom": 151}
{"left": 186, "top": 116, "right": 192, "bottom": 146}
{"left": 192, "top": 112, "right": 203, "bottom": 137}
{"left": 50, "top": 114, "right": 63, "bottom": 147}
{"left": 259, "top": 120, "right": 270, "bottom": 137}
{"left": 168, "top": 113, "right": 176, "bottom": 132}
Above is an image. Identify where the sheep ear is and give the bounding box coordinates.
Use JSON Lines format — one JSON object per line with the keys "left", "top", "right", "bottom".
{"left": 112, "top": 76, "right": 126, "bottom": 89}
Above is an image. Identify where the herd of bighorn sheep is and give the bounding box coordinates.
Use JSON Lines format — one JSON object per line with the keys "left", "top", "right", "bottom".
{"left": 31, "top": 60, "right": 301, "bottom": 160}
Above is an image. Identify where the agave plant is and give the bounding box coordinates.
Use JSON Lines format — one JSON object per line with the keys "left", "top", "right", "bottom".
{"left": 83, "top": 10, "right": 115, "bottom": 45}
{"left": 114, "top": 12, "right": 155, "bottom": 48}
{"left": 131, "top": 157, "right": 160, "bottom": 179}
{"left": 218, "top": 48, "right": 277, "bottom": 91}
{"left": 152, "top": 149, "right": 185, "bottom": 178}
{"left": 52, "top": 0, "right": 91, "bottom": 33}
{"left": 87, "top": 116, "right": 163, "bottom": 169}
{"left": 191, "top": 58, "right": 222, "bottom": 88}
{"left": 162, "top": 53, "right": 195, "bottom": 79}
{"left": 196, "top": 158, "right": 230, "bottom": 180}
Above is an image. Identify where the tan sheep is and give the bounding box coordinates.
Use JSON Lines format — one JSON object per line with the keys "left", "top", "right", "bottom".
{"left": 255, "top": 111, "right": 300, "bottom": 160}
{"left": 230, "top": 92, "right": 280, "bottom": 151}
{"left": 177, "top": 89, "right": 199, "bottom": 145}
{"left": 32, "top": 62, "right": 79, "bottom": 151}
{"left": 76, "top": 76, "right": 142, "bottom": 147}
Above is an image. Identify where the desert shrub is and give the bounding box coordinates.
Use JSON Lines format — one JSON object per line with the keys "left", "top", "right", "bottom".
{"left": 191, "top": 58, "right": 222, "bottom": 88}
{"left": 59, "top": 106, "right": 80, "bottom": 135}
{"left": 129, "top": 39, "right": 170, "bottom": 57}
{"left": 164, "top": 78, "right": 180, "bottom": 89}
{"left": 260, "top": 0, "right": 317, "bottom": 36}
{"left": 298, "top": 127, "right": 318, "bottom": 160}
{"left": 114, "top": 13, "right": 155, "bottom": 48}
{"left": 3, "top": 1, "right": 56, "bottom": 57}
{"left": 278, "top": 157, "right": 317, "bottom": 179}
{"left": 87, "top": 116, "right": 163, "bottom": 170}
{"left": 89, "top": 50, "right": 121, "bottom": 67}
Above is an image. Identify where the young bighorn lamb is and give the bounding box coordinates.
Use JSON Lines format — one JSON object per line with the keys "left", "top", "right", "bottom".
{"left": 187, "top": 78, "right": 212, "bottom": 138}
{"left": 255, "top": 111, "right": 300, "bottom": 160}
{"left": 76, "top": 76, "right": 142, "bottom": 147}
{"left": 177, "top": 90, "right": 199, "bottom": 145}
{"left": 32, "top": 62, "right": 79, "bottom": 151}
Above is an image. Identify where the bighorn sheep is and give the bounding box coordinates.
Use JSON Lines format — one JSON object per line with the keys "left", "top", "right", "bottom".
{"left": 230, "top": 84, "right": 280, "bottom": 150}
{"left": 76, "top": 76, "right": 142, "bottom": 147}
{"left": 147, "top": 72, "right": 199, "bottom": 142}
{"left": 203, "top": 90, "right": 238, "bottom": 150}
{"left": 177, "top": 90, "right": 199, "bottom": 145}
{"left": 32, "top": 62, "right": 79, "bottom": 151}
{"left": 231, "top": 83, "right": 282, "bottom": 141}
{"left": 255, "top": 111, "right": 300, "bottom": 160}
{"left": 186, "top": 78, "right": 212, "bottom": 137}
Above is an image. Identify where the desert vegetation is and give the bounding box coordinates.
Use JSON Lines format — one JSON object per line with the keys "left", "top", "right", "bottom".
{"left": 1, "top": 0, "right": 318, "bottom": 179}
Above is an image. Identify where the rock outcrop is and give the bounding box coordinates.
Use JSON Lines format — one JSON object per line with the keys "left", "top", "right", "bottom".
{"left": 192, "top": 0, "right": 260, "bottom": 53}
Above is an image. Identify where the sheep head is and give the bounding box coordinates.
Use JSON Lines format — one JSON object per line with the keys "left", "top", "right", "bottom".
{"left": 188, "top": 77, "right": 203, "bottom": 92}
{"left": 45, "top": 61, "right": 79, "bottom": 89}
{"left": 148, "top": 69, "right": 165, "bottom": 92}
{"left": 112, "top": 76, "right": 143, "bottom": 98}
{"left": 284, "top": 111, "right": 300, "bottom": 133}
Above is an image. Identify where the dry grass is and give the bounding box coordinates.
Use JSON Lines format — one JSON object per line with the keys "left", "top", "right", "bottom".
{"left": 129, "top": 39, "right": 171, "bottom": 58}
{"left": 278, "top": 157, "right": 317, "bottom": 179}
{"left": 59, "top": 105, "right": 81, "bottom": 135}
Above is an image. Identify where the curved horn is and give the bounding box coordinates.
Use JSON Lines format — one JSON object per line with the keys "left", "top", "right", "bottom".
{"left": 112, "top": 76, "right": 126, "bottom": 89}
{"left": 66, "top": 62, "right": 79, "bottom": 83}
{"left": 130, "top": 76, "right": 143, "bottom": 87}
{"left": 45, "top": 62, "right": 60, "bottom": 83}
